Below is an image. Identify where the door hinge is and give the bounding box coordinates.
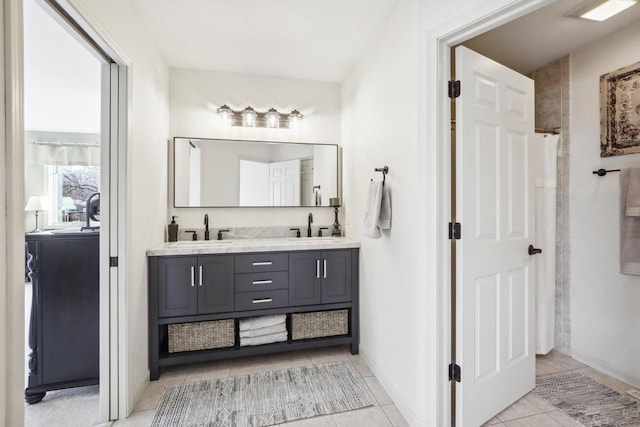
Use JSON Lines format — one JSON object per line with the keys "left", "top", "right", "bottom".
{"left": 448, "top": 222, "right": 461, "bottom": 240}
{"left": 448, "top": 80, "right": 461, "bottom": 98}
{"left": 109, "top": 257, "right": 118, "bottom": 267}
{"left": 449, "top": 363, "right": 461, "bottom": 382}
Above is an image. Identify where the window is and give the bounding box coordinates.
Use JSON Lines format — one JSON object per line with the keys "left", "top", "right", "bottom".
{"left": 46, "top": 164, "right": 100, "bottom": 226}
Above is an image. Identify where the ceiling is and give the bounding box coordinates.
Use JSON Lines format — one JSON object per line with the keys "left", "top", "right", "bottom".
{"left": 464, "top": 0, "right": 640, "bottom": 74}
{"left": 130, "top": 0, "right": 398, "bottom": 83}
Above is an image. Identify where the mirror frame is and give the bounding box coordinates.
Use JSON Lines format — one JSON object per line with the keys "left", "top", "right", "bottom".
{"left": 172, "top": 137, "right": 340, "bottom": 208}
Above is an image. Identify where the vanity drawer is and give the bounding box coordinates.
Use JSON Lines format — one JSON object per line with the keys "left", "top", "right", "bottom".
{"left": 235, "top": 271, "right": 289, "bottom": 292}
{"left": 235, "top": 290, "right": 289, "bottom": 311}
{"left": 235, "top": 253, "right": 288, "bottom": 274}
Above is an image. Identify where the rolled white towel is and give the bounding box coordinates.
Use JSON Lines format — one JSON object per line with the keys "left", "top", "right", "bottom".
{"left": 240, "top": 331, "right": 288, "bottom": 347}
{"left": 239, "top": 322, "right": 286, "bottom": 338}
{"left": 239, "top": 314, "right": 286, "bottom": 332}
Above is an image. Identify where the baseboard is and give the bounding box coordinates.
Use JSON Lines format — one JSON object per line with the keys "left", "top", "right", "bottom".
{"left": 359, "top": 345, "right": 428, "bottom": 427}
{"left": 128, "top": 371, "right": 150, "bottom": 418}
{"left": 571, "top": 351, "right": 640, "bottom": 390}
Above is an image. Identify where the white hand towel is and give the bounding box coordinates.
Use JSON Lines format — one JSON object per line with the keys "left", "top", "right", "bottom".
{"left": 378, "top": 184, "right": 391, "bottom": 230}
{"left": 240, "top": 331, "right": 288, "bottom": 347}
{"left": 625, "top": 168, "right": 640, "bottom": 216}
{"left": 620, "top": 169, "right": 640, "bottom": 275}
{"left": 239, "top": 322, "right": 286, "bottom": 338}
{"left": 364, "top": 181, "right": 383, "bottom": 238}
{"left": 239, "top": 314, "right": 286, "bottom": 332}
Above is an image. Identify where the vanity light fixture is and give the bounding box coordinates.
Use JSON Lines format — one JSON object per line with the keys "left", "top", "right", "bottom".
{"left": 288, "top": 110, "right": 303, "bottom": 128}
{"left": 265, "top": 108, "right": 280, "bottom": 128}
{"left": 568, "top": 0, "right": 638, "bottom": 21}
{"left": 216, "top": 104, "right": 233, "bottom": 124}
{"left": 216, "top": 105, "right": 304, "bottom": 129}
{"left": 241, "top": 106, "right": 257, "bottom": 127}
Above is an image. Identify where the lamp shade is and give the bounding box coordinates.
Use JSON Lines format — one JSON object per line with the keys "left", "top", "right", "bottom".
{"left": 60, "top": 197, "right": 76, "bottom": 210}
{"left": 25, "top": 196, "right": 50, "bottom": 211}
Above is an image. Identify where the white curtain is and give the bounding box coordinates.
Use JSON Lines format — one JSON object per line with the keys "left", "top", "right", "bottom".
{"left": 532, "top": 134, "right": 559, "bottom": 355}
{"left": 27, "top": 143, "right": 100, "bottom": 166}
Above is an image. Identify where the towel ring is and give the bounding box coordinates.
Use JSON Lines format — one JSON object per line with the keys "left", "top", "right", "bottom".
{"left": 374, "top": 166, "right": 389, "bottom": 185}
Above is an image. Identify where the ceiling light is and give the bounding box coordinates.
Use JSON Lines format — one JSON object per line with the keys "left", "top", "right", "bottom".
{"left": 570, "top": 0, "right": 637, "bottom": 21}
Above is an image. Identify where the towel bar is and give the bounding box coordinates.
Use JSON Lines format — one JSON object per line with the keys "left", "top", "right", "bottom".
{"left": 593, "top": 168, "right": 621, "bottom": 176}
{"left": 374, "top": 166, "right": 389, "bottom": 184}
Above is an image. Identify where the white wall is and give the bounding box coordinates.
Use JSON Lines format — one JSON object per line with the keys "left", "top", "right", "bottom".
{"left": 69, "top": 0, "right": 170, "bottom": 415}
{"left": 343, "top": 0, "right": 527, "bottom": 425}
{"left": 169, "top": 68, "right": 341, "bottom": 230}
{"left": 570, "top": 22, "right": 640, "bottom": 388}
{"left": 342, "top": 1, "right": 425, "bottom": 423}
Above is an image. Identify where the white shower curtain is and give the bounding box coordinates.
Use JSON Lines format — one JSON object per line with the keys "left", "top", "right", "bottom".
{"left": 531, "top": 134, "right": 559, "bottom": 355}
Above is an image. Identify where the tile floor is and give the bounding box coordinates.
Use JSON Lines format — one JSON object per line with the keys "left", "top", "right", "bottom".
{"left": 481, "top": 350, "right": 640, "bottom": 426}
{"left": 23, "top": 346, "right": 640, "bottom": 426}
{"left": 115, "top": 345, "right": 408, "bottom": 427}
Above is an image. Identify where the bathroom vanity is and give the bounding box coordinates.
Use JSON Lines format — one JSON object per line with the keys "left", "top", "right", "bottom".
{"left": 147, "top": 237, "right": 359, "bottom": 380}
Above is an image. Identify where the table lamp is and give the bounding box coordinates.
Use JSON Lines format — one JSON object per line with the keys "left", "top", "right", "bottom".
{"left": 25, "top": 196, "right": 49, "bottom": 233}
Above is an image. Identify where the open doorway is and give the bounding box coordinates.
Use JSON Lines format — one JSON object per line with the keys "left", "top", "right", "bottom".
{"left": 439, "top": 0, "right": 640, "bottom": 425}
{"left": 21, "top": 0, "right": 126, "bottom": 424}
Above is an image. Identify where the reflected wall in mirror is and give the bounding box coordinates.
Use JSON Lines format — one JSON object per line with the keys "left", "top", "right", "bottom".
{"left": 174, "top": 138, "right": 339, "bottom": 207}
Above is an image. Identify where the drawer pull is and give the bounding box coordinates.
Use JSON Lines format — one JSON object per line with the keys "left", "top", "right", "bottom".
{"left": 316, "top": 260, "right": 320, "bottom": 278}
{"left": 252, "top": 298, "right": 273, "bottom": 304}
{"left": 252, "top": 280, "right": 273, "bottom": 285}
{"left": 252, "top": 261, "right": 273, "bottom": 266}
{"left": 323, "top": 259, "right": 327, "bottom": 279}
{"left": 190, "top": 266, "right": 195, "bottom": 287}
{"left": 199, "top": 265, "right": 203, "bottom": 286}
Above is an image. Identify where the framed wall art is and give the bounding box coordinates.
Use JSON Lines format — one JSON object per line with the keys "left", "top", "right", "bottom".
{"left": 600, "top": 61, "right": 640, "bottom": 157}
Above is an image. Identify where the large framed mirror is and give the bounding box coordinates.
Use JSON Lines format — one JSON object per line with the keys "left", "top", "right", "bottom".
{"left": 174, "top": 138, "right": 339, "bottom": 208}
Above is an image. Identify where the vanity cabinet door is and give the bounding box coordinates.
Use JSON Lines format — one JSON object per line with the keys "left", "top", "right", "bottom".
{"left": 289, "top": 252, "right": 322, "bottom": 306}
{"left": 321, "top": 250, "right": 352, "bottom": 304}
{"left": 158, "top": 256, "right": 198, "bottom": 317}
{"left": 197, "top": 255, "right": 235, "bottom": 314}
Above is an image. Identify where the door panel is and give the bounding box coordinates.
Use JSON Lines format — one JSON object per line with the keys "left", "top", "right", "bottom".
{"left": 158, "top": 257, "right": 197, "bottom": 317}
{"left": 456, "top": 46, "right": 536, "bottom": 426}
{"left": 197, "top": 255, "right": 235, "bottom": 314}
{"left": 289, "top": 252, "right": 321, "bottom": 306}
{"left": 269, "top": 159, "right": 301, "bottom": 206}
{"left": 321, "top": 250, "right": 352, "bottom": 304}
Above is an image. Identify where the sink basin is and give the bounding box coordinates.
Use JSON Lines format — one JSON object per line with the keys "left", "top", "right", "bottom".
{"left": 287, "top": 237, "right": 340, "bottom": 242}
{"left": 170, "top": 240, "right": 233, "bottom": 247}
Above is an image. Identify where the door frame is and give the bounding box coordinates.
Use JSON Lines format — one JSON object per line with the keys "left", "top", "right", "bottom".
{"left": 430, "top": 1, "right": 556, "bottom": 425}
{"left": 2, "top": 0, "right": 129, "bottom": 423}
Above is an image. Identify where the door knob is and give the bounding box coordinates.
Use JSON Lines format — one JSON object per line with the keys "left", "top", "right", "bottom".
{"left": 528, "top": 245, "right": 542, "bottom": 256}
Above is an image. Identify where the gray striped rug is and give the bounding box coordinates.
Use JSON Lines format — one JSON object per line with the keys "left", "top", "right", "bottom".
{"left": 534, "top": 372, "right": 640, "bottom": 426}
{"left": 151, "top": 362, "right": 374, "bottom": 427}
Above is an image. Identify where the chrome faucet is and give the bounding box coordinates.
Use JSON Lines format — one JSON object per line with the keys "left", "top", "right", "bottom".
{"left": 204, "top": 214, "right": 210, "bottom": 240}
{"left": 307, "top": 212, "right": 313, "bottom": 237}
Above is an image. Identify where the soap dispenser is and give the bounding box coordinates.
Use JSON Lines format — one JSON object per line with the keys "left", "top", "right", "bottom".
{"left": 168, "top": 216, "right": 179, "bottom": 242}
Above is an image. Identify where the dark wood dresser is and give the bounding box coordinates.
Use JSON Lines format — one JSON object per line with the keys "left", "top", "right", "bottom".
{"left": 24, "top": 231, "right": 99, "bottom": 404}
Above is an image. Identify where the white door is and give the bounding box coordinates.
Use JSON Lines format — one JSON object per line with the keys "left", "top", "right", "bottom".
{"left": 269, "top": 159, "right": 301, "bottom": 206}
{"left": 455, "top": 46, "right": 536, "bottom": 426}
{"left": 239, "top": 159, "right": 269, "bottom": 206}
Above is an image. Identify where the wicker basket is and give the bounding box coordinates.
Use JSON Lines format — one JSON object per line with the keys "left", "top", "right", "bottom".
{"left": 168, "top": 319, "right": 235, "bottom": 353}
{"left": 291, "top": 309, "right": 348, "bottom": 340}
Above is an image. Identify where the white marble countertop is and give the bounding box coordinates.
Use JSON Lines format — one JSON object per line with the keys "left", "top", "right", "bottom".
{"left": 146, "top": 237, "right": 360, "bottom": 256}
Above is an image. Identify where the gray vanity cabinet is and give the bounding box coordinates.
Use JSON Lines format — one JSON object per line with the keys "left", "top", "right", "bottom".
{"left": 158, "top": 255, "right": 234, "bottom": 317}
{"left": 321, "top": 250, "right": 352, "bottom": 304}
{"left": 289, "top": 250, "right": 352, "bottom": 306}
{"left": 289, "top": 252, "right": 322, "bottom": 306}
{"left": 197, "top": 255, "right": 235, "bottom": 314}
